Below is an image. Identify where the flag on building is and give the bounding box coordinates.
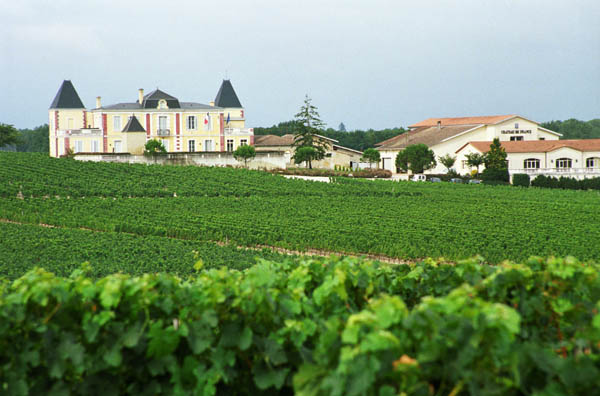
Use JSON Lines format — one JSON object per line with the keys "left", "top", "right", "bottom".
{"left": 204, "top": 113, "right": 211, "bottom": 131}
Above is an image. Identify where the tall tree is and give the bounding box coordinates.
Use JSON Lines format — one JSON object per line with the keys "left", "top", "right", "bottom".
{"left": 481, "top": 138, "right": 509, "bottom": 182}
{"left": 293, "top": 95, "right": 328, "bottom": 169}
{"left": 395, "top": 144, "right": 436, "bottom": 174}
{"left": 0, "top": 123, "right": 19, "bottom": 148}
{"left": 338, "top": 122, "right": 347, "bottom": 132}
{"left": 484, "top": 138, "right": 507, "bottom": 169}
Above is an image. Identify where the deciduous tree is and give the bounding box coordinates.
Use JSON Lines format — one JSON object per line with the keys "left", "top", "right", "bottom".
{"left": 361, "top": 148, "right": 381, "bottom": 168}
{"left": 395, "top": 144, "right": 436, "bottom": 174}
{"left": 293, "top": 146, "right": 319, "bottom": 168}
{"left": 438, "top": 154, "right": 456, "bottom": 173}
{"left": 144, "top": 139, "right": 167, "bottom": 155}
{"left": 465, "top": 153, "right": 485, "bottom": 174}
{"left": 233, "top": 144, "right": 256, "bottom": 167}
{"left": 0, "top": 123, "right": 19, "bottom": 148}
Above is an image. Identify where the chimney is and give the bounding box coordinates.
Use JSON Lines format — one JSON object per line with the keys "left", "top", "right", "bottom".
{"left": 209, "top": 100, "right": 215, "bottom": 107}
{"left": 96, "top": 96, "right": 101, "bottom": 109}
{"left": 138, "top": 89, "right": 144, "bottom": 105}
{"left": 437, "top": 120, "right": 441, "bottom": 130}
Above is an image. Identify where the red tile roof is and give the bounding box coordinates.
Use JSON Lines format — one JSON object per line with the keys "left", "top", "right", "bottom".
{"left": 409, "top": 115, "right": 516, "bottom": 128}
{"left": 459, "top": 139, "right": 600, "bottom": 154}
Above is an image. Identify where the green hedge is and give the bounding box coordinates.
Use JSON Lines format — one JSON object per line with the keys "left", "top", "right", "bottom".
{"left": 2, "top": 256, "right": 600, "bottom": 395}
{"left": 481, "top": 167, "right": 509, "bottom": 182}
{"left": 512, "top": 173, "right": 530, "bottom": 187}
{"left": 532, "top": 175, "right": 600, "bottom": 190}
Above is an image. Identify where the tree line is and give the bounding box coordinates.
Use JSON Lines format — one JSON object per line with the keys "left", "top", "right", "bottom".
{"left": 1, "top": 118, "right": 598, "bottom": 154}
{"left": 256, "top": 118, "right": 600, "bottom": 152}
{"left": 540, "top": 118, "right": 600, "bottom": 139}
{"left": 0, "top": 124, "right": 49, "bottom": 153}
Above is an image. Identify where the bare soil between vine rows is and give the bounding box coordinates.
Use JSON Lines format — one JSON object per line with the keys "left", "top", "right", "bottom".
{"left": 0, "top": 218, "right": 419, "bottom": 266}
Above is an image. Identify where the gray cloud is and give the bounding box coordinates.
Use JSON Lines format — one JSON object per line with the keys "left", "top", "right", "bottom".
{"left": 1, "top": 0, "right": 598, "bottom": 130}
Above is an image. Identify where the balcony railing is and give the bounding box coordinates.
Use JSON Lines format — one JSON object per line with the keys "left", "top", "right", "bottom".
{"left": 157, "top": 129, "right": 170, "bottom": 136}
{"left": 511, "top": 168, "right": 600, "bottom": 177}
{"left": 57, "top": 128, "right": 102, "bottom": 137}
{"left": 224, "top": 127, "right": 254, "bottom": 136}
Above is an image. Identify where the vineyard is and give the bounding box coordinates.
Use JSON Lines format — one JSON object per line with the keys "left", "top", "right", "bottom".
{"left": 0, "top": 222, "right": 288, "bottom": 279}
{"left": 1, "top": 256, "right": 599, "bottom": 395}
{"left": 1, "top": 153, "right": 599, "bottom": 266}
{"left": 2, "top": 152, "right": 600, "bottom": 395}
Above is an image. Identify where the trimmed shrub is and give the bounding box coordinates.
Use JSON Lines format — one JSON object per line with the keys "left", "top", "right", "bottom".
{"left": 481, "top": 167, "right": 509, "bottom": 183}
{"left": 512, "top": 173, "right": 530, "bottom": 187}
{"left": 532, "top": 175, "right": 600, "bottom": 190}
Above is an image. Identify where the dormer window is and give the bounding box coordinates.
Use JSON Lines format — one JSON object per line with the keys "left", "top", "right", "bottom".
{"left": 158, "top": 99, "right": 167, "bottom": 109}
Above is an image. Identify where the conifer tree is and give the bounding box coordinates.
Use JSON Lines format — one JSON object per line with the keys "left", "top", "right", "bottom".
{"left": 293, "top": 95, "right": 328, "bottom": 169}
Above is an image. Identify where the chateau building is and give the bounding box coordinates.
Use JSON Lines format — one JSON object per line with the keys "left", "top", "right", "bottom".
{"left": 49, "top": 80, "right": 253, "bottom": 157}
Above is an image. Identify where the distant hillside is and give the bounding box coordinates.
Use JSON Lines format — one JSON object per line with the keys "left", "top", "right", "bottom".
{"left": 541, "top": 119, "right": 600, "bottom": 140}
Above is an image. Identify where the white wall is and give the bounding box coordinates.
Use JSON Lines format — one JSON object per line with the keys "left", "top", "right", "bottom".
{"left": 74, "top": 151, "right": 290, "bottom": 170}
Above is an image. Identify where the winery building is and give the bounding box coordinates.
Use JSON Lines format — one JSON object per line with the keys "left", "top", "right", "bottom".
{"left": 456, "top": 139, "right": 600, "bottom": 180}
{"left": 376, "top": 115, "right": 562, "bottom": 174}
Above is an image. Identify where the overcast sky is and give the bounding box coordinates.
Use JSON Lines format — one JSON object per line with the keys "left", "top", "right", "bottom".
{"left": 1, "top": 0, "right": 599, "bottom": 131}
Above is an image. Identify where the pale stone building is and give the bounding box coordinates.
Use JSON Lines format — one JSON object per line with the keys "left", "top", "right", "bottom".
{"left": 49, "top": 80, "right": 253, "bottom": 157}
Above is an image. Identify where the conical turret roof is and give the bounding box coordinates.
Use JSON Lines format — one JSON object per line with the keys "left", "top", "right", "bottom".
{"left": 121, "top": 115, "right": 146, "bottom": 133}
{"left": 49, "top": 80, "right": 85, "bottom": 109}
{"left": 214, "top": 80, "right": 242, "bottom": 108}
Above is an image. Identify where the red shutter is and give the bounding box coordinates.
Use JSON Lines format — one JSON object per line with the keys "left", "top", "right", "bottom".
{"left": 146, "top": 114, "right": 151, "bottom": 138}
{"left": 102, "top": 114, "right": 108, "bottom": 152}
{"left": 219, "top": 113, "right": 225, "bottom": 152}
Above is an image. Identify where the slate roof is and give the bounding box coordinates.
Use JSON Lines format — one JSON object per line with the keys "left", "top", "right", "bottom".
{"left": 121, "top": 115, "right": 146, "bottom": 133}
{"left": 214, "top": 80, "right": 242, "bottom": 108}
{"left": 377, "top": 125, "right": 479, "bottom": 150}
{"left": 101, "top": 101, "right": 218, "bottom": 110}
{"left": 460, "top": 139, "right": 600, "bottom": 154}
{"left": 142, "top": 89, "right": 180, "bottom": 109}
{"left": 409, "top": 115, "right": 515, "bottom": 128}
{"left": 49, "top": 80, "right": 85, "bottom": 109}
